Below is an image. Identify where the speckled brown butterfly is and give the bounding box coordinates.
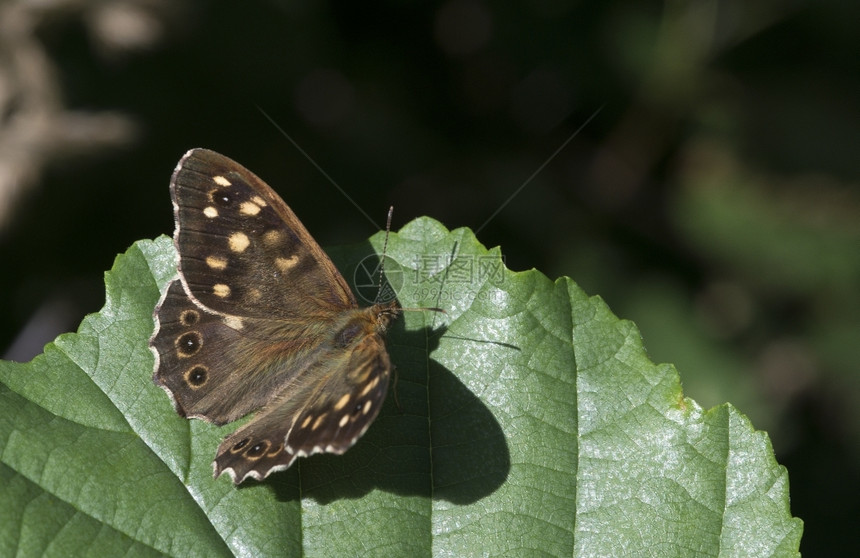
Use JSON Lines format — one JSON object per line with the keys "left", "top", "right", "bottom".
{"left": 150, "top": 148, "right": 401, "bottom": 484}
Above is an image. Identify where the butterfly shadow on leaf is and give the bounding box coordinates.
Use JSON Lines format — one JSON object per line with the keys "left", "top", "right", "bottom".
{"left": 260, "top": 243, "right": 511, "bottom": 505}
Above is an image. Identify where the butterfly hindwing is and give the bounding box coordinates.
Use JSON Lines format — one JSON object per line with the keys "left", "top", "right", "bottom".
{"left": 152, "top": 279, "right": 294, "bottom": 425}
{"left": 212, "top": 323, "right": 393, "bottom": 483}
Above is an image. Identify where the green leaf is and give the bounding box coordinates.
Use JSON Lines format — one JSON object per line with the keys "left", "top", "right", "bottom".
{"left": 0, "top": 218, "right": 802, "bottom": 557}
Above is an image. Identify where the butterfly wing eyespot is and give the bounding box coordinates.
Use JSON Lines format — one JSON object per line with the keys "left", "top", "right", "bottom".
{"left": 212, "top": 190, "right": 233, "bottom": 207}
{"left": 175, "top": 331, "right": 202, "bottom": 356}
{"left": 179, "top": 310, "right": 199, "bottom": 326}
{"left": 184, "top": 365, "right": 208, "bottom": 387}
{"left": 245, "top": 441, "right": 270, "bottom": 459}
{"left": 231, "top": 438, "right": 250, "bottom": 453}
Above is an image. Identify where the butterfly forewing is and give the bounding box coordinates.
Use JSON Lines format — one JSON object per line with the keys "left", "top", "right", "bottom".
{"left": 170, "top": 149, "right": 356, "bottom": 319}
{"left": 150, "top": 148, "right": 401, "bottom": 484}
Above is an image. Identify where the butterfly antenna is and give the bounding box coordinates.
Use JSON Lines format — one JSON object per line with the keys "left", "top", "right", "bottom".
{"left": 375, "top": 207, "right": 445, "bottom": 316}
{"left": 375, "top": 206, "right": 394, "bottom": 303}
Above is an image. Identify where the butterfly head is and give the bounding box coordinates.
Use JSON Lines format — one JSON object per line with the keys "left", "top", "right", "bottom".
{"left": 372, "top": 300, "right": 401, "bottom": 333}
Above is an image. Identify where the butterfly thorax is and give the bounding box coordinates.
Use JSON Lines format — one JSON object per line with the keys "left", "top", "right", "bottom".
{"left": 333, "top": 300, "right": 400, "bottom": 348}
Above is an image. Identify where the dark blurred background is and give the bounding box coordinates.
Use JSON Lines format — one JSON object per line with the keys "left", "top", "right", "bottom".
{"left": 1, "top": 1, "right": 857, "bottom": 553}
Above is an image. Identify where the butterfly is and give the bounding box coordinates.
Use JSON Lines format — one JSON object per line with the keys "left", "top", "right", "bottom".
{"left": 150, "top": 148, "right": 401, "bottom": 484}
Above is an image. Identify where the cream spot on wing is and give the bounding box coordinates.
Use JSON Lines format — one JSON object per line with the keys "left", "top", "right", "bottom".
{"left": 222, "top": 315, "right": 244, "bottom": 330}
{"left": 240, "top": 201, "right": 262, "bottom": 216}
{"left": 229, "top": 232, "right": 250, "bottom": 253}
{"left": 251, "top": 195, "right": 267, "bottom": 207}
{"left": 203, "top": 206, "right": 218, "bottom": 218}
{"left": 262, "top": 229, "right": 284, "bottom": 246}
{"left": 352, "top": 367, "right": 372, "bottom": 383}
{"left": 206, "top": 255, "right": 228, "bottom": 270}
{"left": 213, "top": 284, "right": 231, "bottom": 298}
{"left": 359, "top": 376, "right": 380, "bottom": 397}
{"left": 213, "top": 175, "right": 232, "bottom": 186}
{"left": 362, "top": 400, "right": 373, "bottom": 415}
{"left": 300, "top": 415, "right": 313, "bottom": 429}
{"left": 339, "top": 414, "right": 349, "bottom": 427}
{"left": 275, "top": 255, "right": 299, "bottom": 272}
{"left": 334, "top": 393, "right": 351, "bottom": 411}
{"left": 312, "top": 413, "right": 328, "bottom": 431}
{"left": 248, "top": 287, "right": 262, "bottom": 301}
